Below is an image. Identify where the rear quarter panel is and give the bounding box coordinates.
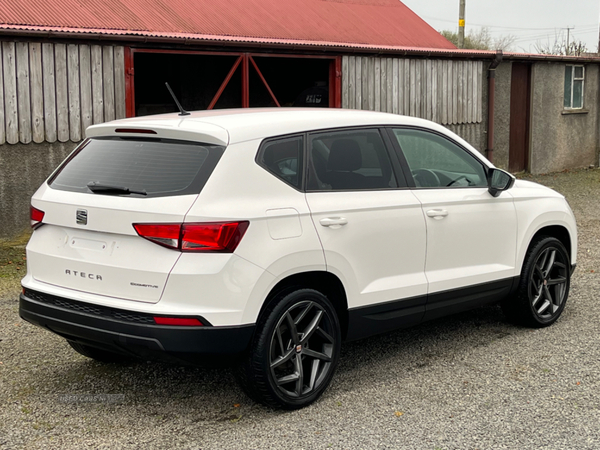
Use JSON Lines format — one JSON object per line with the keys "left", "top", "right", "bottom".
{"left": 184, "top": 139, "right": 326, "bottom": 324}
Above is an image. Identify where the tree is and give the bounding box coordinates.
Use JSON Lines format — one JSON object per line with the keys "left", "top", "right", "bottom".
{"left": 440, "top": 27, "right": 516, "bottom": 51}
{"left": 534, "top": 37, "right": 589, "bottom": 56}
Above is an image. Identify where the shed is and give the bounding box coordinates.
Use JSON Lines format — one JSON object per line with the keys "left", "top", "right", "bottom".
{"left": 0, "top": 0, "right": 599, "bottom": 238}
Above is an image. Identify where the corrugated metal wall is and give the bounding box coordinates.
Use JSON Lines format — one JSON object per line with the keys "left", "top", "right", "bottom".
{"left": 341, "top": 56, "right": 485, "bottom": 148}
{"left": 0, "top": 41, "right": 126, "bottom": 145}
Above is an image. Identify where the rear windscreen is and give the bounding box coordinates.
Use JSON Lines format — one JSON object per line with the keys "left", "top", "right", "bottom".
{"left": 49, "top": 137, "right": 224, "bottom": 197}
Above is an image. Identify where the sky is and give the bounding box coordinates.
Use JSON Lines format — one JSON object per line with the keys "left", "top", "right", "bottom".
{"left": 401, "top": 0, "right": 600, "bottom": 53}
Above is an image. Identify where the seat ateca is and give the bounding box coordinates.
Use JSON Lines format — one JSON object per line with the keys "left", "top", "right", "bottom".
{"left": 20, "top": 108, "right": 577, "bottom": 409}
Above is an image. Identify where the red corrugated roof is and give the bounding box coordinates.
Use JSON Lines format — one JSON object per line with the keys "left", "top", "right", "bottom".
{"left": 0, "top": 0, "right": 455, "bottom": 50}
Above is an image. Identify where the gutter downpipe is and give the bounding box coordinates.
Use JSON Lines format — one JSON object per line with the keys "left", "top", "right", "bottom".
{"left": 486, "top": 50, "right": 503, "bottom": 163}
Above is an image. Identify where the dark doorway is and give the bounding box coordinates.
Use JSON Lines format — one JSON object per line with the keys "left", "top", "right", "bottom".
{"left": 509, "top": 63, "right": 532, "bottom": 173}
{"left": 131, "top": 51, "right": 339, "bottom": 117}
{"left": 134, "top": 52, "right": 242, "bottom": 115}
{"left": 249, "top": 56, "right": 331, "bottom": 108}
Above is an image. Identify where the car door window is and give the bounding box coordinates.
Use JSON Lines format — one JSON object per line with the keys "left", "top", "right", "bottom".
{"left": 258, "top": 135, "right": 303, "bottom": 189}
{"left": 307, "top": 129, "right": 401, "bottom": 191}
{"left": 392, "top": 128, "right": 487, "bottom": 188}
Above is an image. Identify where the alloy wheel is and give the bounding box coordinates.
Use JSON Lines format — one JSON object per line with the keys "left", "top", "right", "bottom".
{"left": 529, "top": 246, "right": 568, "bottom": 321}
{"left": 269, "top": 300, "right": 336, "bottom": 399}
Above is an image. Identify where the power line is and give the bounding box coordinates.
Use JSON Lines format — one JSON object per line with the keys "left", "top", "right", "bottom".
{"left": 506, "top": 25, "right": 599, "bottom": 33}
{"left": 434, "top": 19, "right": 597, "bottom": 45}
{"left": 512, "top": 31, "right": 570, "bottom": 42}
{"left": 511, "top": 29, "right": 595, "bottom": 45}
{"left": 577, "top": 30, "right": 599, "bottom": 35}
{"left": 422, "top": 14, "right": 598, "bottom": 32}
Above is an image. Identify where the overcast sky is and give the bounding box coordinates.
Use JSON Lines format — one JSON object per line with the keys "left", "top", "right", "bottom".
{"left": 401, "top": 0, "right": 600, "bottom": 53}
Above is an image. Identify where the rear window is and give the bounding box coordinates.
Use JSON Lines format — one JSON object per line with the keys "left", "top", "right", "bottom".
{"left": 257, "top": 135, "right": 303, "bottom": 190}
{"left": 49, "top": 137, "right": 224, "bottom": 198}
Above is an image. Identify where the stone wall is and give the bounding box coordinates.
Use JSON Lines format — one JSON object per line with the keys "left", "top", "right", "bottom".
{"left": 491, "top": 61, "right": 599, "bottom": 174}
{"left": 529, "top": 63, "right": 599, "bottom": 174}
{"left": 0, "top": 141, "right": 76, "bottom": 239}
{"left": 490, "top": 62, "right": 513, "bottom": 171}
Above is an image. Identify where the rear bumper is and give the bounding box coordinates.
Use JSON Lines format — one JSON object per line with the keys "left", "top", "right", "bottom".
{"left": 19, "top": 289, "right": 255, "bottom": 362}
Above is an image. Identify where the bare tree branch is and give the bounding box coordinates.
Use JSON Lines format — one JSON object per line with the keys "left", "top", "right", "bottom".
{"left": 440, "top": 27, "right": 517, "bottom": 51}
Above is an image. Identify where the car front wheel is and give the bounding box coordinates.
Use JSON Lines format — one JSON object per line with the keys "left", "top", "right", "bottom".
{"left": 237, "top": 288, "right": 341, "bottom": 409}
{"left": 503, "top": 236, "right": 571, "bottom": 327}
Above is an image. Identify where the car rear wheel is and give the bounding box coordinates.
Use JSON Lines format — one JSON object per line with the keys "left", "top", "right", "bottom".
{"left": 68, "top": 341, "right": 132, "bottom": 363}
{"left": 237, "top": 288, "right": 341, "bottom": 409}
{"left": 503, "top": 236, "right": 570, "bottom": 327}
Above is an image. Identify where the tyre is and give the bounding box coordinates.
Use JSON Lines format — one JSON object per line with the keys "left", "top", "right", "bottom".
{"left": 237, "top": 288, "right": 342, "bottom": 409}
{"left": 68, "top": 340, "right": 132, "bottom": 363}
{"left": 503, "top": 236, "right": 571, "bottom": 327}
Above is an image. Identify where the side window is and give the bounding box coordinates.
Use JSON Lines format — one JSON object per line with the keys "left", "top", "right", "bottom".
{"left": 564, "top": 65, "right": 584, "bottom": 110}
{"left": 258, "top": 136, "right": 303, "bottom": 189}
{"left": 307, "top": 129, "right": 401, "bottom": 191}
{"left": 392, "top": 128, "right": 487, "bottom": 188}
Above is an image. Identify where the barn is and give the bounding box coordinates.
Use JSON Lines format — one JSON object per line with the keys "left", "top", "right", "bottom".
{"left": 0, "top": 0, "right": 599, "bottom": 238}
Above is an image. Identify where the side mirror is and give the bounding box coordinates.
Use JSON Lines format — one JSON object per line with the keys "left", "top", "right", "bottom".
{"left": 487, "top": 168, "right": 515, "bottom": 197}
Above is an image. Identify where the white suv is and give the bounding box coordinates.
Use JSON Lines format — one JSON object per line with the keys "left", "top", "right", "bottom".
{"left": 20, "top": 109, "right": 577, "bottom": 409}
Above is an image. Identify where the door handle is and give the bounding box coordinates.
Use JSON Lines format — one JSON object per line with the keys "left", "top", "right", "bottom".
{"left": 320, "top": 217, "right": 348, "bottom": 227}
{"left": 426, "top": 209, "right": 448, "bottom": 220}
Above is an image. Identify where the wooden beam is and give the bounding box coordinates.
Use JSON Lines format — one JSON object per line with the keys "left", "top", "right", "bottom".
{"left": 16, "top": 42, "right": 32, "bottom": 144}
{"left": 249, "top": 56, "right": 280, "bottom": 107}
{"left": 207, "top": 55, "right": 242, "bottom": 110}
{"left": 42, "top": 43, "right": 57, "bottom": 143}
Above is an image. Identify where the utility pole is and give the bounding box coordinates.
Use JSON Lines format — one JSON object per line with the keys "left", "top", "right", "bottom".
{"left": 458, "top": 0, "right": 466, "bottom": 49}
{"left": 565, "top": 27, "right": 574, "bottom": 55}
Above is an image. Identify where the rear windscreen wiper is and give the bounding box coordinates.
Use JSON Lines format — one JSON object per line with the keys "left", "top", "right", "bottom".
{"left": 87, "top": 182, "right": 147, "bottom": 196}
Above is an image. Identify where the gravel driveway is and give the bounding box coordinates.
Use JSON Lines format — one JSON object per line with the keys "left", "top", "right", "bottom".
{"left": 1, "top": 169, "right": 600, "bottom": 449}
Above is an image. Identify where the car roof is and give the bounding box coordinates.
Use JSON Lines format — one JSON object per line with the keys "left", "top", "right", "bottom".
{"left": 85, "top": 108, "right": 455, "bottom": 147}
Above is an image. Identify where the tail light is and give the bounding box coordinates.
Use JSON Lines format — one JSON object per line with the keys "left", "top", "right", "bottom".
{"left": 133, "top": 221, "right": 249, "bottom": 252}
{"left": 132, "top": 224, "right": 180, "bottom": 249}
{"left": 154, "top": 316, "right": 203, "bottom": 326}
{"left": 31, "top": 206, "right": 45, "bottom": 229}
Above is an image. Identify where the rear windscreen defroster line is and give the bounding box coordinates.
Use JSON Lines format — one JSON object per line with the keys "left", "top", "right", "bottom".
{"left": 49, "top": 137, "right": 225, "bottom": 198}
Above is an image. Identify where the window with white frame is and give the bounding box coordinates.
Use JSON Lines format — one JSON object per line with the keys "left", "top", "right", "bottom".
{"left": 564, "top": 65, "right": 585, "bottom": 109}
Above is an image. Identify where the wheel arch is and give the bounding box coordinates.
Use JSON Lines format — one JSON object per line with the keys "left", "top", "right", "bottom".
{"left": 530, "top": 225, "right": 572, "bottom": 259}
{"left": 257, "top": 271, "right": 349, "bottom": 339}
{"left": 519, "top": 224, "right": 574, "bottom": 273}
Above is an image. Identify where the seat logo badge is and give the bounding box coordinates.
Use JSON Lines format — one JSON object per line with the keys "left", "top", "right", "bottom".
{"left": 76, "top": 209, "right": 88, "bottom": 225}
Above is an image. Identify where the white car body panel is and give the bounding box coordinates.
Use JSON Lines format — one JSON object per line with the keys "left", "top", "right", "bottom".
{"left": 510, "top": 180, "right": 578, "bottom": 269}
{"left": 27, "top": 226, "right": 179, "bottom": 303}
{"left": 160, "top": 253, "right": 268, "bottom": 325}
{"left": 21, "top": 250, "right": 264, "bottom": 325}
{"left": 28, "top": 184, "right": 201, "bottom": 303}
{"left": 306, "top": 190, "right": 427, "bottom": 308}
{"left": 31, "top": 183, "right": 198, "bottom": 236}
{"left": 87, "top": 119, "right": 230, "bottom": 146}
{"left": 183, "top": 140, "right": 326, "bottom": 324}
{"left": 411, "top": 187, "right": 518, "bottom": 293}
